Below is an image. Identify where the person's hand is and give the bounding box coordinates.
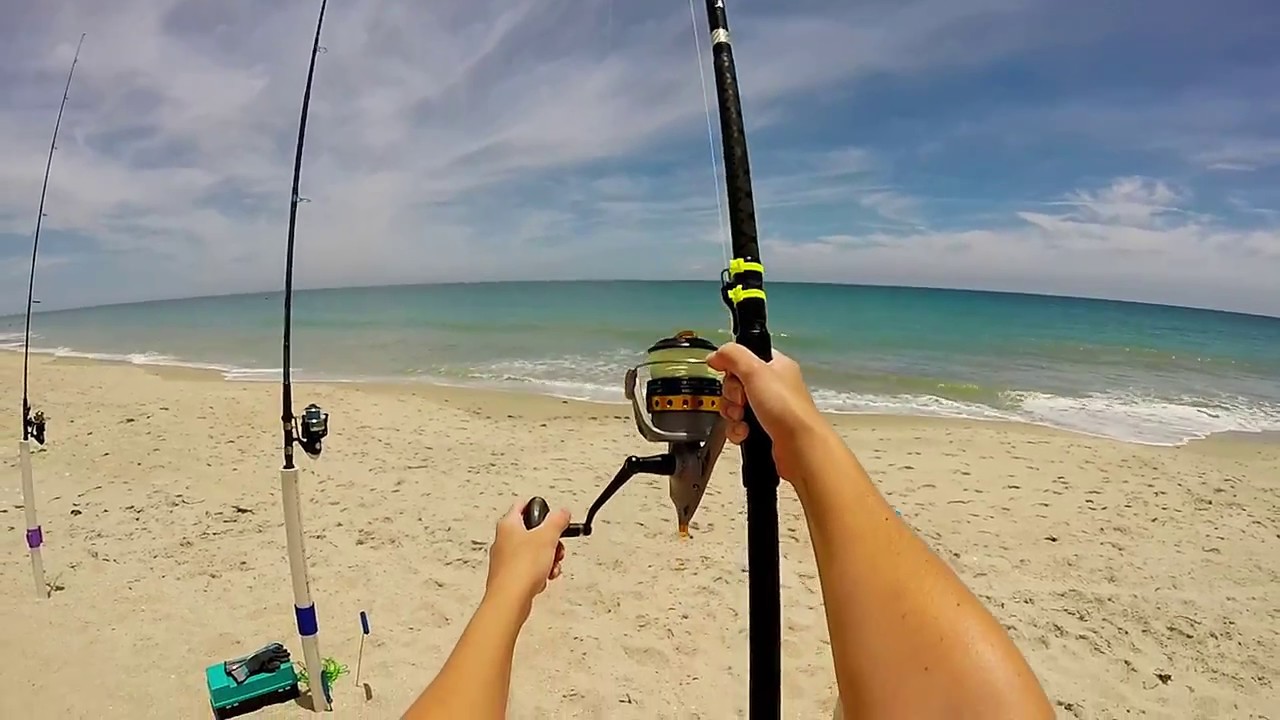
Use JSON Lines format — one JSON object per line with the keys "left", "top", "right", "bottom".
{"left": 484, "top": 501, "right": 570, "bottom": 613}
{"left": 707, "top": 342, "right": 830, "bottom": 484}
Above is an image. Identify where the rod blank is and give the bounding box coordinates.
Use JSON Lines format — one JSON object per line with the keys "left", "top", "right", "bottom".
{"left": 700, "top": 2, "right": 784, "bottom": 717}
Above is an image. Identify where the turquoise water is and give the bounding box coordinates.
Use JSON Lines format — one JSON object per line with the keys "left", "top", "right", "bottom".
{"left": 3, "top": 281, "right": 1279, "bottom": 445}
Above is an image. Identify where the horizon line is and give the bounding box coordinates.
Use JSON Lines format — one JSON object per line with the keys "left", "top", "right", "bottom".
{"left": 3, "top": 278, "right": 1277, "bottom": 323}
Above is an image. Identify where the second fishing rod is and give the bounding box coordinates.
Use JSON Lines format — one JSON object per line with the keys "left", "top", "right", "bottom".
{"left": 523, "top": 1, "right": 783, "bottom": 716}
{"left": 17, "top": 32, "right": 88, "bottom": 601}
{"left": 277, "top": 0, "right": 332, "bottom": 712}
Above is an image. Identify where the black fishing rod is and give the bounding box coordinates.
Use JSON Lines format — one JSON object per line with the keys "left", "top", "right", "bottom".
{"left": 523, "top": 1, "right": 782, "bottom": 715}
{"left": 281, "top": 0, "right": 331, "bottom": 471}
{"left": 703, "top": 1, "right": 782, "bottom": 715}
{"left": 17, "top": 32, "right": 87, "bottom": 601}
{"left": 21, "top": 33, "right": 86, "bottom": 447}
{"left": 277, "top": 0, "right": 331, "bottom": 712}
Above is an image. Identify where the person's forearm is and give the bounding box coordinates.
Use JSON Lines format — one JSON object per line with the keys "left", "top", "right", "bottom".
{"left": 793, "top": 426, "right": 1052, "bottom": 719}
{"left": 402, "top": 589, "right": 530, "bottom": 720}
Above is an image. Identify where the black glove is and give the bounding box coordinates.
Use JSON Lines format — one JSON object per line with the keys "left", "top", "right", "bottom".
{"left": 224, "top": 643, "right": 292, "bottom": 685}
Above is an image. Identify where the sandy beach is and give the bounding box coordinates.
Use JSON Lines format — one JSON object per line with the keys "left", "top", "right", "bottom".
{"left": 1, "top": 352, "right": 1276, "bottom": 719}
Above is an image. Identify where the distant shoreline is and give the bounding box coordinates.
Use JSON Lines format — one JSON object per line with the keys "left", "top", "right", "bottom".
{"left": 9, "top": 350, "right": 1274, "bottom": 452}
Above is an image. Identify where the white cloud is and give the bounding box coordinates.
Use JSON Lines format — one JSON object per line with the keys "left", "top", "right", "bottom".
{"left": 858, "top": 190, "right": 924, "bottom": 227}
{"left": 813, "top": 147, "right": 876, "bottom": 177}
{"left": 1193, "top": 138, "right": 1280, "bottom": 173}
{"left": 764, "top": 176, "right": 1280, "bottom": 316}
{"left": 1054, "top": 176, "right": 1187, "bottom": 228}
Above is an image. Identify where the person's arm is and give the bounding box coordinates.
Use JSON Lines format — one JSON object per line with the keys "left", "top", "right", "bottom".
{"left": 402, "top": 588, "right": 530, "bottom": 720}
{"left": 794, "top": 423, "right": 1053, "bottom": 719}
{"left": 402, "top": 503, "right": 570, "bottom": 720}
{"left": 708, "top": 344, "right": 1052, "bottom": 719}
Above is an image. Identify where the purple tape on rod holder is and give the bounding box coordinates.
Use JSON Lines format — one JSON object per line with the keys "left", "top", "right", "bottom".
{"left": 26, "top": 526, "right": 44, "bottom": 549}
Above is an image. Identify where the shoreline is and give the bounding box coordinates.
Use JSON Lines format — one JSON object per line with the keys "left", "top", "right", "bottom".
{"left": 27, "top": 350, "right": 1278, "bottom": 452}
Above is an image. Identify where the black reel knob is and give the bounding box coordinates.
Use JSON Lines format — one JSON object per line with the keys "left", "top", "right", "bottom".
{"left": 522, "top": 497, "right": 550, "bottom": 529}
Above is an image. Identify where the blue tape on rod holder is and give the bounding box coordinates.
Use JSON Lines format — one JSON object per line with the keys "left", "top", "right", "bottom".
{"left": 295, "top": 604, "right": 319, "bottom": 637}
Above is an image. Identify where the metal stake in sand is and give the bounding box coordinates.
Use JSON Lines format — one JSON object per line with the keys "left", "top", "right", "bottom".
{"left": 278, "top": 0, "right": 331, "bottom": 711}
{"left": 354, "top": 611, "right": 370, "bottom": 688}
{"left": 17, "top": 33, "right": 87, "bottom": 600}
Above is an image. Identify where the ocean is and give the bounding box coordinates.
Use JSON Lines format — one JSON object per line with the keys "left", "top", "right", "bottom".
{"left": 3, "top": 281, "right": 1278, "bottom": 446}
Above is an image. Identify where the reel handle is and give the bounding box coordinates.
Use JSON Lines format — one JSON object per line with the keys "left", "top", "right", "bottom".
{"left": 521, "top": 497, "right": 588, "bottom": 537}
{"left": 521, "top": 497, "right": 551, "bottom": 529}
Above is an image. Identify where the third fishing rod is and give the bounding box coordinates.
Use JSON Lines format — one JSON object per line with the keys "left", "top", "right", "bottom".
{"left": 18, "top": 32, "right": 87, "bottom": 600}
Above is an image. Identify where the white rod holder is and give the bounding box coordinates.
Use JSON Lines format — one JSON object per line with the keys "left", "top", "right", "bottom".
{"left": 281, "top": 466, "right": 329, "bottom": 711}
{"left": 19, "top": 440, "right": 46, "bottom": 598}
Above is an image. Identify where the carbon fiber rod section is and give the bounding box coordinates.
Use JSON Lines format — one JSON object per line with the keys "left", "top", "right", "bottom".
{"left": 703, "top": 2, "right": 782, "bottom": 717}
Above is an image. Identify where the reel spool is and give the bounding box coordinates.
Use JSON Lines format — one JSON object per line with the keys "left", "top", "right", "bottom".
{"left": 628, "top": 331, "right": 722, "bottom": 444}
{"left": 524, "top": 330, "right": 727, "bottom": 538}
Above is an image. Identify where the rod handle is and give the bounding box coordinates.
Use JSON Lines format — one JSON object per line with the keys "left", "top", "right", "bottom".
{"left": 522, "top": 497, "right": 550, "bottom": 529}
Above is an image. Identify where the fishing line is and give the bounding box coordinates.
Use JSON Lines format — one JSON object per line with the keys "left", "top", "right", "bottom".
{"left": 687, "top": 0, "right": 732, "bottom": 275}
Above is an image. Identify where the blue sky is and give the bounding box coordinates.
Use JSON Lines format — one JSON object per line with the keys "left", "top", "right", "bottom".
{"left": 1, "top": 0, "right": 1278, "bottom": 315}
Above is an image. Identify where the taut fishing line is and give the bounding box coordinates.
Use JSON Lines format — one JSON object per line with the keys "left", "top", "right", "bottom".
{"left": 688, "top": 0, "right": 732, "bottom": 276}
{"left": 522, "top": 1, "right": 784, "bottom": 716}
{"left": 17, "top": 32, "right": 87, "bottom": 600}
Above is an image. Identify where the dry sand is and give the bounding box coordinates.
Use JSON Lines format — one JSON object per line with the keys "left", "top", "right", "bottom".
{"left": 1, "top": 353, "right": 1277, "bottom": 719}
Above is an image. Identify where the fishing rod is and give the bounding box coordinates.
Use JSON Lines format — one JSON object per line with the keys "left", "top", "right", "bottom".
{"left": 523, "top": 1, "right": 783, "bottom": 715}
{"left": 278, "top": 0, "right": 331, "bottom": 711}
{"left": 17, "top": 32, "right": 87, "bottom": 601}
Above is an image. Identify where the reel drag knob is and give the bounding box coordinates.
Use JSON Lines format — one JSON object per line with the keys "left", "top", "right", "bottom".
{"left": 521, "top": 497, "right": 551, "bottom": 529}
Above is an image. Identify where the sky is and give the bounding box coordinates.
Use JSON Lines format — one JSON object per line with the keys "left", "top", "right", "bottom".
{"left": 1, "top": 0, "right": 1278, "bottom": 316}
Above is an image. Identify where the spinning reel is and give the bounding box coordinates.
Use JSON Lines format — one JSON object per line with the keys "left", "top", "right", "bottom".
{"left": 523, "top": 331, "right": 728, "bottom": 538}
{"left": 23, "top": 402, "right": 46, "bottom": 446}
{"left": 290, "top": 403, "right": 329, "bottom": 459}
